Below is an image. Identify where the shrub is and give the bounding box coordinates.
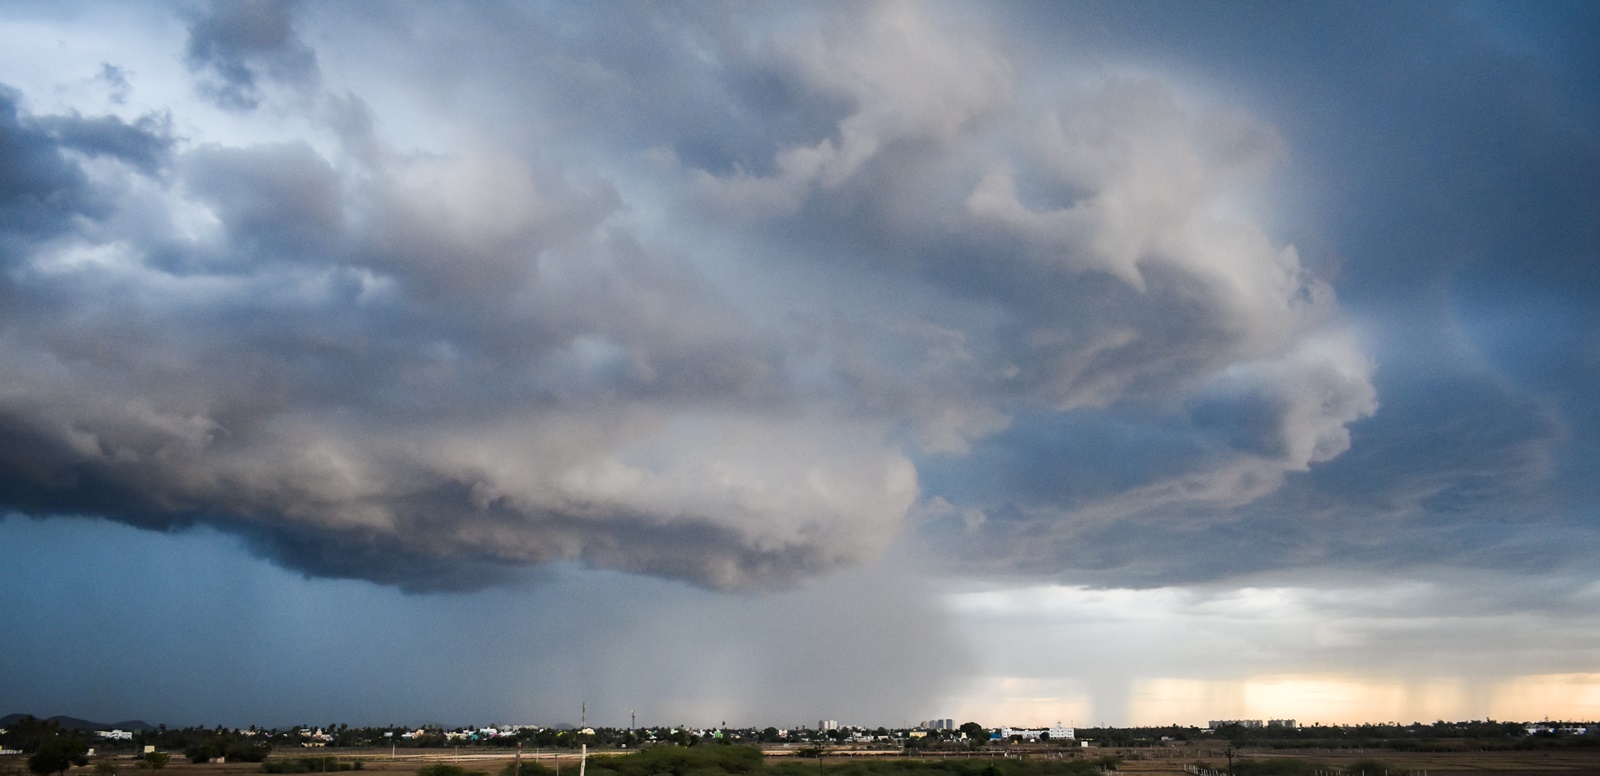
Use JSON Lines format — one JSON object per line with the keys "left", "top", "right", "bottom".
{"left": 26, "top": 737, "right": 88, "bottom": 776}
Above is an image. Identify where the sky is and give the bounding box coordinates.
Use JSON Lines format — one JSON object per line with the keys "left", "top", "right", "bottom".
{"left": 1, "top": 0, "right": 1599, "bottom": 730}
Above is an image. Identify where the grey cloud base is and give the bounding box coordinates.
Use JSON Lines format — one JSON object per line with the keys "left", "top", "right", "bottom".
{"left": 0, "top": 3, "right": 1375, "bottom": 593}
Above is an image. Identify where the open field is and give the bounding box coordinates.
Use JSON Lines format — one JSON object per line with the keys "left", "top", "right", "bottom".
{"left": 8, "top": 746, "right": 1600, "bottom": 776}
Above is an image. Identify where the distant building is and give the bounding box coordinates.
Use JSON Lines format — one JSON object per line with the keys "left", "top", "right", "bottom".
{"left": 1208, "top": 720, "right": 1264, "bottom": 729}
{"left": 819, "top": 720, "right": 839, "bottom": 731}
{"left": 97, "top": 731, "right": 134, "bottom": 741}
{"left": 998, "top": 726, "right": 1074, "bottom": 741}
{"left": 1527, "top": 724, "right": 1590, "bottom": 736}
{"left": 919, "top": 719, "right": 954, "bottom": 731}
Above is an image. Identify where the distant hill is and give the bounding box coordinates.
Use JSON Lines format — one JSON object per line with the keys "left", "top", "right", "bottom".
{"left": 0, "top": 714, "right": 157, "bottom": 732}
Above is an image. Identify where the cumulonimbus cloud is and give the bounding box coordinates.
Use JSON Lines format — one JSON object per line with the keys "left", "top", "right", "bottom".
{"left": 0, "top": 2, "right": 1374, "bottom": 592}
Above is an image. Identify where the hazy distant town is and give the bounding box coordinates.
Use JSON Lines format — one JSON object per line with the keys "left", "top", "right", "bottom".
{"left": 5, "top": 712, "right": 1596, "bottom": 757}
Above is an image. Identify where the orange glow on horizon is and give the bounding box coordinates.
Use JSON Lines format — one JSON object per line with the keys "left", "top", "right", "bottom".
{"left": 949, "top": 674, "right": 1600, "bottom": 727}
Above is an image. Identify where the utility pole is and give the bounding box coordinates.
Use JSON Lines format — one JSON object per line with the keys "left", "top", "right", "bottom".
{"left": 1224, "top": 747, "right": 1234, "bottom": 776}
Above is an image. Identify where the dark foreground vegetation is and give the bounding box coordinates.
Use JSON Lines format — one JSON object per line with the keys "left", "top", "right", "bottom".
{"left": 447, "top": 747, "right": 1124, "bottom": 776}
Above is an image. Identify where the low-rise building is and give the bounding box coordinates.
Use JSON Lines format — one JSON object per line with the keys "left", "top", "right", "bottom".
{"left": 997, "top": 725, "right": 1074, "bottom": 742}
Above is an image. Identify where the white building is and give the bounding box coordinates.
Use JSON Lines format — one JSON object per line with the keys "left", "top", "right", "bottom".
{"left": 999, "top": 725, "right": 1074, "bottom": 741}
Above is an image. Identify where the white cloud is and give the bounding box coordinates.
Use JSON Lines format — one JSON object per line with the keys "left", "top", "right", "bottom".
{"left": 693, "top": 1, "right": 1011, "bottom": 218}
{"left": 0, "top": 1, "right": 1373, "bottom": 595}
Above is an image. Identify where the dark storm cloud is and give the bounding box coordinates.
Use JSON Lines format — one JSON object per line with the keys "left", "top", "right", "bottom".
{"left": 922, "top": 328, "right": 1580, "bottom": 589}
{"left": 881, "top": 0, "right": 1600, "bottom": 591}
{"left": 184, "top": 0, "right": 319, "bottom": 110}
{"left": 0, "top": 88, "right": 103, "bottom": 237}
{"left": 54, "top": 0, "right": 1600, "bottom": 600}
{"left": 0, "top": 2, "right": 1395, "bottom": 594}
{"left": 0, "top": 27, "right": 909, "bottom": 592}
{"left": 5, "top": 3, "right": 1600, "bottom": 729}
{"left": 0, "top": 86, "right": 172, "bottom": 310}
{"left": 182, "top": 142, "right": 343, "bottom": 264}
{"left": 38, "top": 112, "right": 172, "bottom": 177}
{"left": 676, "top": 16, "right": 1377, "bottom": 538}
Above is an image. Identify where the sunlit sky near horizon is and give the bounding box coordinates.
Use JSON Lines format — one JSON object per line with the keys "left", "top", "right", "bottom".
{"left": 2, "top": 0, "right": 1599, "bottom": 730}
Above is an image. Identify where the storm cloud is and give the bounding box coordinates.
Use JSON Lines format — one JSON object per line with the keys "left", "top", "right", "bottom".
{"left": 3, "top": 0, "right": 1600, "bottom": 728}
{"left": 184, "top": 0, "right": 319, "bottom": 111}
{"left": 0, "top": 2, "right": 1382, "bottom": 593}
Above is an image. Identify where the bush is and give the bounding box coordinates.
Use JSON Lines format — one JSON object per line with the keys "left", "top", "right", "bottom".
{"left": 144, "top": 753, "right": 170, "bottom": 770}
{"left": 26, "top": 737, "right": 88, "bottom": 776}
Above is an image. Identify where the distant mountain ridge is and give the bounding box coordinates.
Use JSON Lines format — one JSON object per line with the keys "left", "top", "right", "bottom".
{"left": 0, "top": 714, "right": 157, "bottom": 732}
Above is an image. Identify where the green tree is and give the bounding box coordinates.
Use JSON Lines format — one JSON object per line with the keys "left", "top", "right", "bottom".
{"left": 959, "top": 723, "right": 988, "bottom": 747}
{"left": 184, "top": 741, "right": 221, "bottom": 764}
{"left": 2, "top": 717, "right": 63, "bottom": 754}
{"left": 27, "top": 737, "right": 88, "bottom": 776}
